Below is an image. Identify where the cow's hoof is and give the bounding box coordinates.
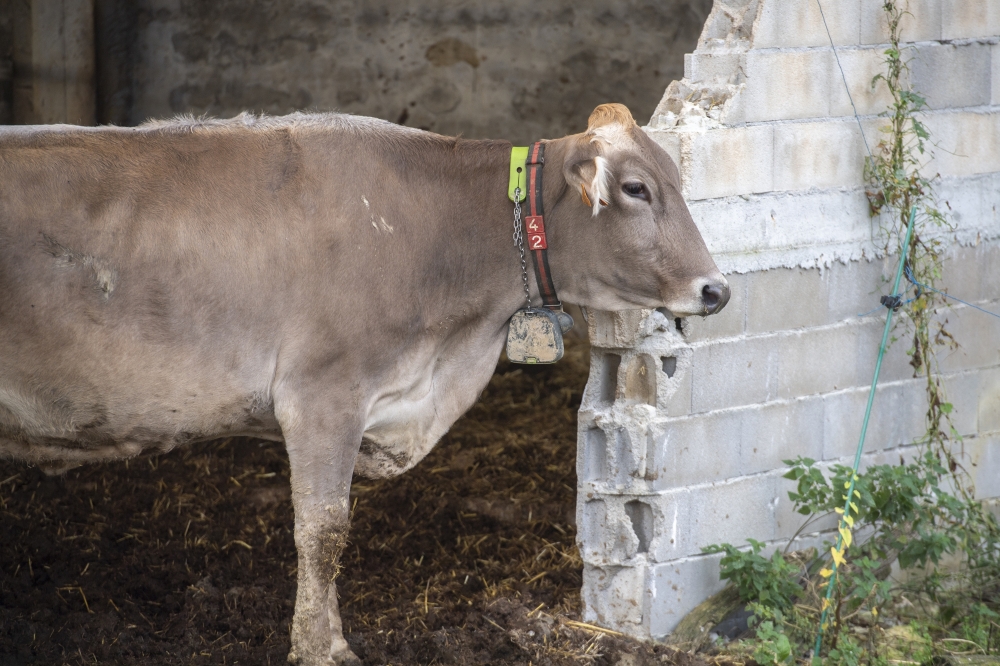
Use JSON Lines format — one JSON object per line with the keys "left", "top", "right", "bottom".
{"left": 331, "top": 647, "right": 362, "bottom": 665}
{"left": 286, "top": 646, "right": 361, "bottom": 665}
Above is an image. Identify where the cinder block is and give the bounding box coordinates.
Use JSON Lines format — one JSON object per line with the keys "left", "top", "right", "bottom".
{"left": 684, "top": 125, "right": 775, "bottom": 200}
{"left": 937, "top": 297, "right": 1000, "bottom": 373}
{"left": 746, "top": 266, "right": 830, "bottom": 333}
{"left": 941, "top": 0, "right": 993, "bottom": 39}
{"left": 580, "top": 490, "right": 693, "bottom": 564}
{"left": 977, "top": 237, "right": 1000, "bottom": 293}
{"left": 822, "top": 380, "right": 928, "bottom": 460}
{"left": 650, "top": 411, "right": 746, "bottom": 489}
{"left": 579, "top": 497, "right": 643, "bottom": 564}
{"left": 923, "top": 111, "right": 1000, "bottom": 178}
{"left": 649, "top": 555, "right": 727, "bottom": 638}
{"left": 623, "top": 355, "right": 658, "bottom": 407}
{"left": 861, "top": 0, "right": 941, "bottom": 44}
{"left": 938, "top": 174, "right": 1000, "bottom": 246}
{"left": 739, "top": 398, "right": 826, "bottom": 476}
{"left": 646, "top": 396, "right": 825, "bottom": 491}
{"left": 690, "top": 334, "right": 775, "bottom": 412}
{"left": 752, "top": 0, "right": 862, "bottom": 48}
{"left": 579, "top": 426, "right": 608, "bottom": 483}
{"left": 684, "top": 52, "right": 741, "bottom": 84}
{"left": 588, "top": 310, "right": 652, "bottom": 349}
{"left": 829, "top": 46, "right": 898, "bottom": 117}
{"left": 692, "top": 188, "right": 874, "bottom": 262}
{"left": 644, "top": 129, "right": 681, "bottom": 171}
{"left": 827, "top": 257, "right": 894, "bottom": 324}
{"left": 935, "top": 245, "right": 985, "bottom": 313}
{"left": 821, "top": 386, "right": 869, "bottom": 461}
{"left": 581, "top": 349, "right": 622, "bottom": 410}
{"left": 582, "top": 564, "right": 647, "bottom": 633}
{"left": 682, "top": 272, "right": 746, "bottom": 343}
{"left": 909, "top": 43, "right": 992, "bottom": 110}
{"left": 969, "top": 433, "right": 1000, "bottom": 500}
{"left": 645, "top": 490, "right": 693, "bottom": 561}
{"left": 651, "top": 397, "right": 826, "bottom": 488}
{"left": 772, "top": 120, "right": 868, "bottom": 192}
{"left": 579, "top": 497, "right": 610, "bottom": 562}
{"left": 687, "top": 187, "right": 882, "bottom": 269}
{"left": 863, "top": 317, "right": 917, "bottom": 385}
{"left": 664, "top": 356, "right": 694, "bottom": 418}
{"left": 994, "top": 45, "right": 1000, "bottom": 107}
{"left": 679, "top": 475, "right": 785, "bottom": 556}
{"left": 740, "top": 50, "right": 833, "bottom": 122}
{"left": 866, "top": 379, "right": 928, "bottom": 450}
{"left": 606, "top": 426, "right": 644, "bottom": 487}
{"left": 772, "top": 323, "right": 869, "bottom": 400}
{"left": 686, "top": 197, "right": 768, "bottom": 257}
{"left": 651, "top": 347, "right": 695, "bottom": 414}
{"left": 979, "top": 368, "right": 1000, "bottom": 434}
{"left": 942, "top": 370, "right": 983, "bottom": 438}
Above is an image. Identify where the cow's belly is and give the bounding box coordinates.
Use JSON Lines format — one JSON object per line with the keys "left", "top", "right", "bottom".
{"left": 0, "top": 367, "right": 281, "bottom": 470}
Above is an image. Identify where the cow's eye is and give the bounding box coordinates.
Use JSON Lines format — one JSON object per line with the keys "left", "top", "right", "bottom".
{"left": 622, "top": 182, "right": 649, "bottom": 201}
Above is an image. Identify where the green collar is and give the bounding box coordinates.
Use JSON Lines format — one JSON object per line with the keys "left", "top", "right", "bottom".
{"left": 508, "top": 146, "right": 529, "bottom": 202}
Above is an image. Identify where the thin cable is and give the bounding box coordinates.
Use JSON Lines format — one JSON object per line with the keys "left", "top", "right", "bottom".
{"left": 815, "top": 0, "right": 878, "bottom": 170}
{"left": 904, "top": 265, "right": 1000, "bottom": 320}
{"left": 815, "top": 0, "right": 895, "bottom": 248}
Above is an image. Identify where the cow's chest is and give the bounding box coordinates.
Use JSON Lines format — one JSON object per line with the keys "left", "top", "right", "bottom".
{"left": 354, "top": 339, "right": 500, "bottom": 479}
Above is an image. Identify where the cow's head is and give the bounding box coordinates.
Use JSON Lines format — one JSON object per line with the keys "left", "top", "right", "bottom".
{"left": 546, "top": 103, "right": 729, "bottom": 317}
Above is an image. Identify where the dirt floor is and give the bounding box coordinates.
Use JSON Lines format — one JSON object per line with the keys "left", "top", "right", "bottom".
{"left": 0, "top": 340, "right": 713, "bottom": 666}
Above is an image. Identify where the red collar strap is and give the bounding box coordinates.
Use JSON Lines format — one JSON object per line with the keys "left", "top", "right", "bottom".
{"left": 524, "top": 142, "right": 562, "bottom": 310}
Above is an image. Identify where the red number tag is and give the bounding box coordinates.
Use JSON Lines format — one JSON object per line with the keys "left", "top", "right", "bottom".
{"left": 525, "top": 216, "right": 547, "bottom": 249}
{"left": 525, "top": 216, "right": 545, "bottom": 234}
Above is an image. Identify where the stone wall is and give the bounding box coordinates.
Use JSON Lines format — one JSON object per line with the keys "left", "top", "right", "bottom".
{"left": 2, "top": 0, "right": 711, "bottom": 143}
{"left": 577, "top": 0, "right": 1000, "bottom": 638}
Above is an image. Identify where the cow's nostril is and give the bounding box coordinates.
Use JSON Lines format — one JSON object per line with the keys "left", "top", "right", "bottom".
{"left": 702, "top": 282, "right": 729, "bottom": 314}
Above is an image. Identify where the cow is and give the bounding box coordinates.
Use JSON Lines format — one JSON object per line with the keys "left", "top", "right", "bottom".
{"left": 0, "top": 103, "right": 728, "bottom": 664}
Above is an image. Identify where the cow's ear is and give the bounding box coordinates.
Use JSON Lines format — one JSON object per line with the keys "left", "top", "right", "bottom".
{"left": 564, "top": 142, "right": 610, "bottom": 217}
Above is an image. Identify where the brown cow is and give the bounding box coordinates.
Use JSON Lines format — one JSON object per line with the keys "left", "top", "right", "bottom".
{"left": 0, "top": 104, "right": 727, "bottom": 664}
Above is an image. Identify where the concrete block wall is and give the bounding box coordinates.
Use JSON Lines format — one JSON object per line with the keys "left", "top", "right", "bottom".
{"left": 578, "top": 0, "right": 1000, "bottom": 639}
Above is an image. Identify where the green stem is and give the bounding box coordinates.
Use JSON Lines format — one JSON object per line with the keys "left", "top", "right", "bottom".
{"left": 812, "top": 206, "right": 917, "bottom": 661}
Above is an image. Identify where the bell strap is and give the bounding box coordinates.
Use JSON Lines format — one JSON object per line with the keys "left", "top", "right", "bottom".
{"left": 524, "top": 142, "right": 561, "bottom": 310}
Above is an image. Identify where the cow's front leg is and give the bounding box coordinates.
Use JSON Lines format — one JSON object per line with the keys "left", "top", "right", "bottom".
{"left": 279, "top": 401, "right": 362, "bottom": 666}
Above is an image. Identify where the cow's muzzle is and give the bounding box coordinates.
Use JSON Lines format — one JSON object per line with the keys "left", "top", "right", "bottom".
{"left": 701, "top": 278, "right": 730, "bottom": 315}
{"left": 663, "top": 274, "right": 730, "bottom": 317}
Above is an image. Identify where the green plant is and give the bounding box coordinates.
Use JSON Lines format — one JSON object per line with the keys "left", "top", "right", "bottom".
{"left": 747, "top": 605, "right": 796, "bottom": 665}
{"left": 958, "top": 603, "right": 1000, "bottom": 652}
{"left": 826, "top": 634, "right": 864, "bottom": 666}
{"left": 702, "top": 539, "right": 803, "bottom": 611}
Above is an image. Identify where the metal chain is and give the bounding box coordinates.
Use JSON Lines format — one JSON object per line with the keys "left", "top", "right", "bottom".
{"left": 512, "top": 187, "right": 531, "bottom": 307}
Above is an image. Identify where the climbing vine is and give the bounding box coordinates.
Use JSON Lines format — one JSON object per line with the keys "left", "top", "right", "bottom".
{"left": 864, "top": 0, "right": 1000, "bottom": 598}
